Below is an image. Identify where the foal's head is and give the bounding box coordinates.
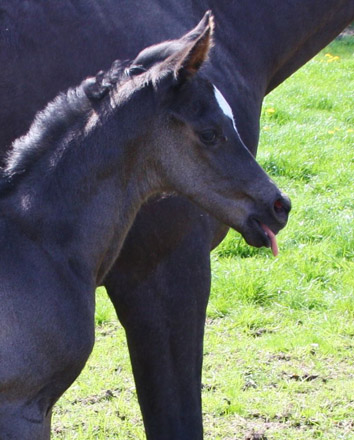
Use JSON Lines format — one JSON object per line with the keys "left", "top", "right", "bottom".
{"left": 85, "top": 12, "right": 290, "bottom": 253}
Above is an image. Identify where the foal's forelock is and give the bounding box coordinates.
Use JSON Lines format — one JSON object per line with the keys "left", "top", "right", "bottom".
{"left": 83, "top": 60, "right": 147, "bottom": 101}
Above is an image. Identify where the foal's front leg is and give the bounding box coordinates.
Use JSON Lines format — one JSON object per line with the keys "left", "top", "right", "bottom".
{"left": 104, "top": 196, "right": 222, "bottom": 440}
{"left": 0, "top": 247, "right": 96, "bottom": 440}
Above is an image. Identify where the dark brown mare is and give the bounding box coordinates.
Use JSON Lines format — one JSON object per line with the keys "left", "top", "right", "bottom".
{"left": 0, "top": 1, "right": 353, "bottom": 439}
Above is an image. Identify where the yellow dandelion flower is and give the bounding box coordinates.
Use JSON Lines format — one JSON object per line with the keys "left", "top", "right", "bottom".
{"left": 324, "top": 53, "right": 340, "bottom": 63}
{"left": 266, "top": 108, "right": 276, "bottom": 114}
{"left": 328, "top": 130, "right": 335, "bottom": 134}
{"left": 347, "top": 129, "right": 354, "bottom": 133}
{"left": 263, "top": 126, "right": 271, "bottom": 131}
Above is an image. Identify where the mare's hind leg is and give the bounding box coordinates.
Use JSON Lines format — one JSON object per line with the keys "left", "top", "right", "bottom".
{"left": 104, "top": 197, "right": 224, "bottom": 440}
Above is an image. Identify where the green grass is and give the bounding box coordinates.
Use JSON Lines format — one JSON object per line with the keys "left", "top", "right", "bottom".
{"left": 53, "top": 37, "right": 354, "bottom": 439}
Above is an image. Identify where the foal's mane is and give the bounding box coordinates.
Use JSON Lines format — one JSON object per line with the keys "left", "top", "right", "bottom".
{"left": 0, "top": 59, "right": 145, "bottom": 191}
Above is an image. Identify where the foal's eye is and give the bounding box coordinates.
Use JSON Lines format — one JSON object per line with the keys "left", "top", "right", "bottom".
{"left": 199, "top": 129, "right": 218, "bottom": 145}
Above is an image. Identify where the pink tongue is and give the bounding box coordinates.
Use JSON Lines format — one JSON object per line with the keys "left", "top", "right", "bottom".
{"left": 260, "top": 224, "right": 278, "bottom": 256}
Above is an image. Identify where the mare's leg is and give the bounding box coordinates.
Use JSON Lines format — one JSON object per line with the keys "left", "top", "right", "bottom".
{"left": 104, "top": 196, "right": 226, "bottom": 440}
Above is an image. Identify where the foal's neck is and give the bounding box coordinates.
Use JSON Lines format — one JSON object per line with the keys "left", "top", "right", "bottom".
{"left": 5, "top": 82, "right": 161, "bottom": 284}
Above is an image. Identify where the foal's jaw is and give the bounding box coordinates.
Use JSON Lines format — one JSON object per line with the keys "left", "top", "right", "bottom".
{"left": 188, "top": 186, "right": 290, "bottom": 254}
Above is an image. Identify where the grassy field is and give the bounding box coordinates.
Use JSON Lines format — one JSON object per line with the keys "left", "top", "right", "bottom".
{"left": 52, "top": 37, "right": 354, "bottom": 439}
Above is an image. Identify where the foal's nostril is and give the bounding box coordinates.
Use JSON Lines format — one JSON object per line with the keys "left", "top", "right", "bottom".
{"left": 274, "top": 199, "right": 285, "bottom": 214}
{"left": 274, "top": 196, "right": 291, "bottom": 219}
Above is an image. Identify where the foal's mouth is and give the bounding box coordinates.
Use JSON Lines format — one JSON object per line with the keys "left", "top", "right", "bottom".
{"left": 260, "top": 223, "right": 278, "bottom": 256}
{"left": 250, "top": 219, "right": 279, "bottom": 256}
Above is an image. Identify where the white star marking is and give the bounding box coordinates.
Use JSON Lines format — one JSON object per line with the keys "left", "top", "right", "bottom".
{"left": 213, "top": 85, "right": 237, "bottom": 132}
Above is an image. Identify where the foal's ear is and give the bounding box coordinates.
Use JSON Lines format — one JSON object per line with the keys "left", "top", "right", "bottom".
{"left": 167, "top": 11, "right": 214, "bottom": 82}
{"left": 175, "top": 11, "right": 214, "bottom": 80}
{"left": 181, "top": 9, "right": 215, "bottom": 45}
